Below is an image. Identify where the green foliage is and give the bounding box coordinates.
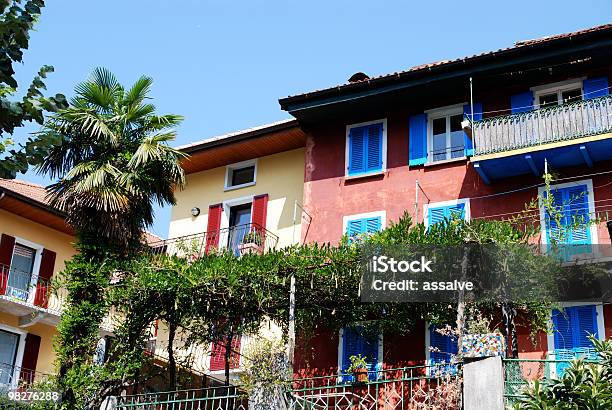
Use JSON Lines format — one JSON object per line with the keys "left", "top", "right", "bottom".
{"left": 239, "top": 338, "right": 289, "bottom": 393}
{"left": 514, "top": 337, "right": 612, "bottom": 409}
{"left": 347, "top": 354, "right": 369, "bottom": 372}
{"left": 38, "top": 67, "right": 186, "bottom": 251}
{"left": 0, "top": 1, "right": 68, "bottom": 178}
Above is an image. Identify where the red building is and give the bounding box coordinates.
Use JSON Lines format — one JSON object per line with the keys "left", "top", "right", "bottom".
{"left": 280, "top": 24, "right": 612, "bottom": 378}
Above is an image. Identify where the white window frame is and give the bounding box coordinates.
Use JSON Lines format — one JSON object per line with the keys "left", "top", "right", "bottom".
{"left": 537, "top": 179, "right": 597, "bottom": 246}
{"left": 532, "top": 79, "right": 584, "bottom": 109}
{"left": 224, "top": 159, "right": 257, "bottom": 191}
{"left": 207, "top": 335, "right": 247, "bottom": 375}
{"left": 546, "top": 302, "right": 605, "bottom": 378}
{"left": 337, "top": 325, "right": 383, "bottom": 380}
{"left": 344, "top": 119, "right": 388, "bottom": 177}
{"left": 423, "top": 198, "right": 471, "bottom": 228}
{"left": 8, "top": 237, "right": 44, "bottom": 305}
{"left": 0, "top": 323, "right": 27, "bottom": 389}
{"left": 425, "top": 104, "right": 466, "bottom": 164}
{"left": 342, "top": 211, "right": 386, "bottom": 235}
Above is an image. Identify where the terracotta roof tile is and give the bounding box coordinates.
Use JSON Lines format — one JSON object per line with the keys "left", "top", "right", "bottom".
{"left": 0, "top": 179, "right": 50, "bottom": 206}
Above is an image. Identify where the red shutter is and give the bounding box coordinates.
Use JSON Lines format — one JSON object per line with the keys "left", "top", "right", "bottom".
{"left": 205, "top": 204, "right": 223, "bottom": 253}
{"left": 19, "top": 333, "right": 41, "bottom": 385}
{"left": 251, "top": 194, "right": 268, "bottom": 251}
{"left": 34, "top": 249, "right": 56, "bottom": 308}
{"left": 0, "top": 234, "right": 15, "bottom": 295}
{"left": 209, "top": 336, "right": 242, "bottom": 371}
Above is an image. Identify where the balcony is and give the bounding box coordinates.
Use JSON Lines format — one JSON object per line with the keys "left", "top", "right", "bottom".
{"left": 150, "top": 223, "right": 279, "bottom": 260}
{"left": 0, "top": 264, "right": 65, "bottom": 324}
{"left": 471, "top": 95, "right": 612, "bottom": 182}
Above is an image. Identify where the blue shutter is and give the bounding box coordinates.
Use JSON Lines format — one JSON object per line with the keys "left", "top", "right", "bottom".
{"left": 545, "top": 188, "right": 565, "bottom": 244}
{"left": 365, "top": 217, "right": 381, "bottom": 234}
{"left": 341, "top": 326, "right": 380, "bottom": 378}
{"left": 347, "top": 219, "right": 364, "bottom": 238}
{"left": 409, "top": 114, "right": 428, "bottom": 166}
{"left": 552, "top": 306, "right": 599, "bottom": 375}
{"left": 428, "top": 207, "right": 446, "bottom": 226}
{"left": 348, "top": 127, "right": 366, "bottom": 175}
{"left": 342, "top": 327, "right": 362, "bottom": 374}
{"left": 448, "top": 203, "right": 466, "bottom": 220}
{"left": 366, "top": 124, "right": 383, "bottom": 172}
{"left": 511, "top": 91, "right": 534, "bottom": 114}
{"left": 463, "top": 103, "right": 482, "bottom": 157}
{"left": 583, "top": 77, "right": 609, "bottom": 100}
{"left": 428, "top": 203, "right": 466, "bottom": 227}
{"left": 565, "top": 185, "right": 591, "bottom": 244}
{"left": 429, "top": 325, "right": 458, "bottom": 373}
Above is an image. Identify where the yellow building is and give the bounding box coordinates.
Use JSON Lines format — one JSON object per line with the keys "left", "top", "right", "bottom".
{"left": 154, "top": 119, "right": 306, "bottom": 381}
{"left": 0, "top": 179, "right": 75, "bottom": 386}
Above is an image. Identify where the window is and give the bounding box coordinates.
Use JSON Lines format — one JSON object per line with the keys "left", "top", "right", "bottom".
{"left": 346, "top": 120, "right": 386, "bottom": 176}
{"left": 550, "top": 305, "right": 602, "bottom": 376}
{"left": 343, "top": 211, "right": 385, "bottom": 240}
{"left": 0, "top": 329, "right": 19, "bottom": 385}
{"left": 209, "top": 336, "right": 242, "bottom": 372}
{"left": 8, "top": 244, "right": 36, "bottom": 301}
{"left": 534, "top": 80, "right": 583, "bottom": 109}
{"left": 225, "top": 160, "right": 256, "bottom": 190}
{"left": 427, "top": 324, "right": 458, "bottom": 375}
{"left": 424, "top": 199, "right": 470, "bottom": 227}
{"left": 339, "top": 325, "right": 381, "bottom": 382}
{"left": 427, "top": 106, "right": 465, "bottom": 163}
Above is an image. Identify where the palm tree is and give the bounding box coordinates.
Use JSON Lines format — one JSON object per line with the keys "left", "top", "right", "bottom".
{"left": 36, "top": 68, "right": 186, "bottom": 406}
{"left": 38, "top": 67, "right": 185, "bottom": 254}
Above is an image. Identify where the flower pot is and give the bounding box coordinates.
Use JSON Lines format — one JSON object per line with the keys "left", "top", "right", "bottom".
{"left": 352, "top": 368, "right": 369, "bottom": 383}
{"left": 461, "top": 333, "right": 505, "bottom": 358}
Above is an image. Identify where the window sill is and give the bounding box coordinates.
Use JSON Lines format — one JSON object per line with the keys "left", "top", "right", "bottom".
{"left": 223, "top": 182, "right": 256, "bottom": 192}
{"left": 424, "top": 157, "right": 468, "bottom": 167}
{"left": 344, "top": 170, "right": 385, "bottom": 181}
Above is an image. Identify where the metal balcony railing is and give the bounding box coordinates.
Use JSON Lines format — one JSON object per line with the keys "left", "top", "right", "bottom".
{"left": 0, "top": 264, "right": 64, "bottom": 313}
{"left": 149, "top": 223, "right": 279, "bottom": 260}
{"left": 0, "top": 361, "right": 53, "bottom": 390}
{"left": 473, "top": 95, "right": 612, "bottom": 156}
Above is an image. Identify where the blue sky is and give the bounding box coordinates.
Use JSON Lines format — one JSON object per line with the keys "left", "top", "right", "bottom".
{"left": 12, "top": 0, "right": 611, "bottom": 237}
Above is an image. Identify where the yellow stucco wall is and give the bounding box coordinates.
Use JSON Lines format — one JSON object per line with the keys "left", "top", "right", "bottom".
{"left": 0, "top": 208, "right": 75, "bottom": 376}
{"left": 169, "top": 148, "right": 305, "bottom": 249}
{"left": 0, "top": 312, "right": 58, "bottom": 375}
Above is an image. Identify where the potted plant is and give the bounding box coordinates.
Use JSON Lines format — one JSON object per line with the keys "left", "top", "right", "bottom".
{"left": 347, "top": 354, "right": 369, "bottom": 384}
{"left": 238, "top": 231, "right": 263, "bottom": 254}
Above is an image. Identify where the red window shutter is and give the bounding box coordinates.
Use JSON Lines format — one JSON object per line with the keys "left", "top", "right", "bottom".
{"left": 251, "top": 194, "right": 268, "bottom": 231}
{"left": 0, "top": 234, "right": 15, "bottom": 295}
{"left": 19, "top": 333, "right": 41, "bottom": 385}
{"left": 34, "top": 249, "right": 56, "bottom": 308}
{"left": 209, "top": 336, "right": 242, "bottom": 371}
{"left": 205, "top": 204, "right": 223, "bottom": 253}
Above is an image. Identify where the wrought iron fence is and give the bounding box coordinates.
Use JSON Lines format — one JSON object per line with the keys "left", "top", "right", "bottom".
{"left": 149, "top": 223, "right": 279, "bottom": 260}
{"left": 0, "top": 361, "right": 54, "bottom": 391}
{"left": 288, "top": 364, "right": 462, "bottom": 410}
{"left": 473, "top": 94, "right": 612, "bottom": 156}
{"left": 116, "top": 385, "right": 248, "bottom": 410}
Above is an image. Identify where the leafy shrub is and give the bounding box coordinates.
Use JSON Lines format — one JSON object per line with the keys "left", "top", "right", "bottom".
{"left": 513, "top": 336, "right": 612, "bottom": 409}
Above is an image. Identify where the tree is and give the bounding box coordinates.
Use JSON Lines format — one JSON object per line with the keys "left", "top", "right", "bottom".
{"left": 37, "top": 67, "right": 185, "bottom": 408}
{"left": 0, "top": 0, "right": 67, "bottom": 178}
